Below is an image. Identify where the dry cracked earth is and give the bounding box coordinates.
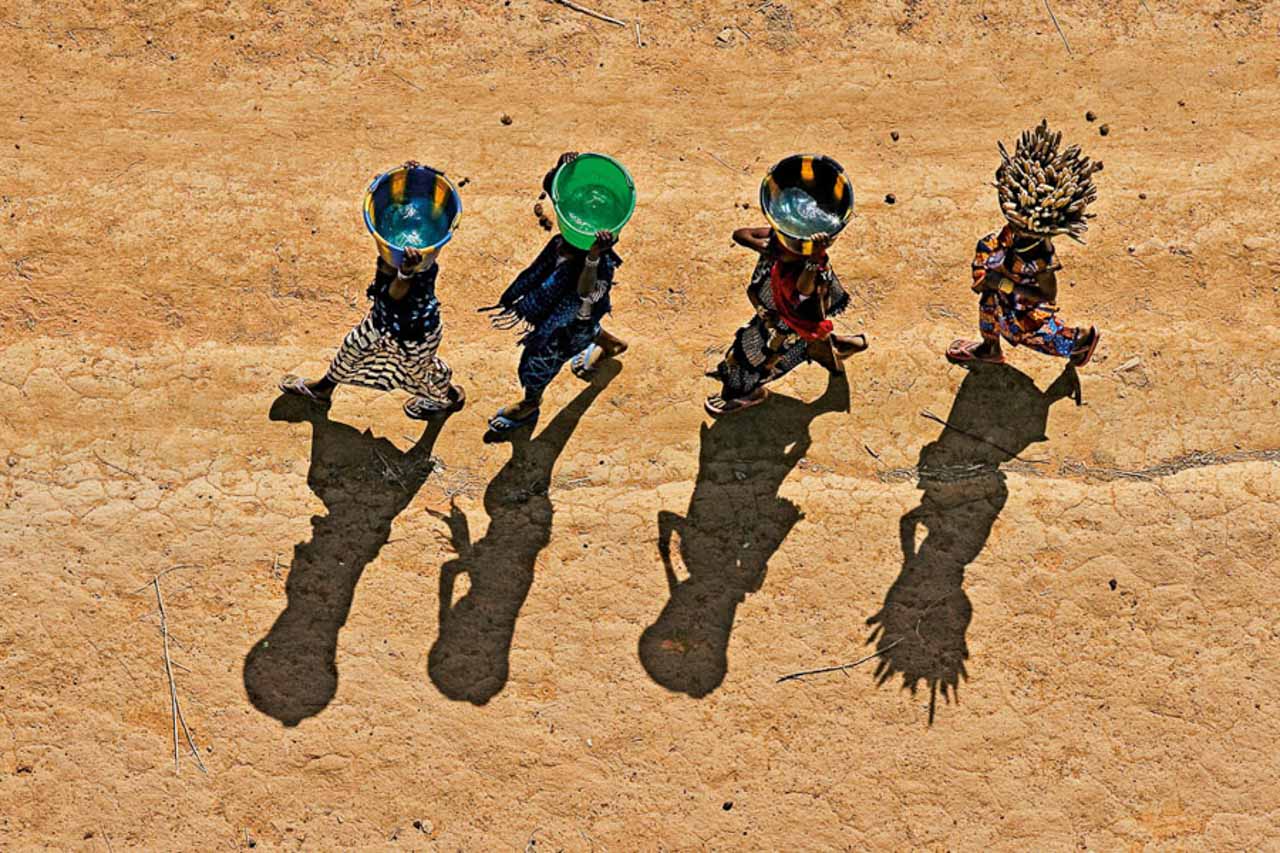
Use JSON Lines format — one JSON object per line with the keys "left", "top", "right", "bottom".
{"left": 2, "top": 1, "right": 1278, "bottom": 849}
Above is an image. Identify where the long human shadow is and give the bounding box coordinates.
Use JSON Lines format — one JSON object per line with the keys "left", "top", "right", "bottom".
{"left": 428, "top": 361, "right": 620, "bottom": 704}
{"left": 243, "top": 394, "right": 450, "bottom": 726}
{"left": 639, "top": 371, "right": 849, "bottom": 697}
{"left": 866, "top": 362, "right": 1079, "bottom": 723}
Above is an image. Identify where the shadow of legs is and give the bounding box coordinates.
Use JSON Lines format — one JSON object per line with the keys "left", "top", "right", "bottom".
{"left": 428, "top": 362, "right": 621, "bottom": 704}
{"left": 244, "top": 395, "right": 449, "bottom": 725}
{"left": 866, "top": 363, "right": 1076, "bottom": 723}
{"left": 640, "top": 372, "right": 848, "bottom": 697}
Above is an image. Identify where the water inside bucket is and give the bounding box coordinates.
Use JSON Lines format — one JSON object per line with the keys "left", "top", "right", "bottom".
{"left": 771, "top": 186, "right": 842, "bottom": 239}
{"left": 378, "top": 198, "right": 449, "bottom": 248}
{"left": 560, "top": 183, "right": 626, "bottom": 233}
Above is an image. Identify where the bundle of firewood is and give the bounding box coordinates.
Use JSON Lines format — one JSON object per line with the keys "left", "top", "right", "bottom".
{"left": 995, "top": 119, "right": 1103, "bottom": 241}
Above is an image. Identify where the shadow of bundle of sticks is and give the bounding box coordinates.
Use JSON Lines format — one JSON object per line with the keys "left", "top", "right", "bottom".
{"left": 866, "top": 363, "right": 1078, "bottom": 723}
{"left": 640, "top": 371, "right": 849, "bottom": 697}
{"left": 428, "top": 361, "right": 619, "bottom": 705}
{"left": 243, "top": 394, "right": 449, "bottom": 726}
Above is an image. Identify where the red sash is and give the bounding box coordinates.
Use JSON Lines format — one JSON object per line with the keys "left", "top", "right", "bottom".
{"left": 769, "top": 255, "right": 833, "bottom": 341}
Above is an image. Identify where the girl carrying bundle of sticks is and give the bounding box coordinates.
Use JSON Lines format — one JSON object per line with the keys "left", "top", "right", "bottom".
{"left": 947, "top": 120, "right": 1102, "bottom": 368}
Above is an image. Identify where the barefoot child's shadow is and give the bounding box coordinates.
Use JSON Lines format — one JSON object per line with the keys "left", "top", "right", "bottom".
{"left": 639, "top": 371, "right": 849, "bottom": 697}
{"left": 428, "top": 361, "right": 620, "bottom": 704}
{"left": 243, "top": 395, "right": 449, "bottom": 726}
{"left": 866, "top": 362, "right": 1078, "bottom": 723}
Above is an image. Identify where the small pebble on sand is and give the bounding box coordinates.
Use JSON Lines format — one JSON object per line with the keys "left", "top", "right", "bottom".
{"left": 1099, "top": 124, "right": 1110, "bottom": 136}
{"left": 884, "top": 193, "right": 896, "bottom": 204}
{"left": 1085, "top": 111, "right": 1096, "bottom": 122}
{"left": 500, "top": 113, "right": 513, "bottom": 125}
{"left": 890, "top": 130, "right": 899, "bottom": 141}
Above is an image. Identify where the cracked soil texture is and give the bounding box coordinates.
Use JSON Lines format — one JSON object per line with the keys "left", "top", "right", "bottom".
{"left": 2, "top": 1, "right": 1279, "bottom": 850}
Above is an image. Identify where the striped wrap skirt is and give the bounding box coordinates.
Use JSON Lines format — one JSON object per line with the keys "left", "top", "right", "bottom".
{"left": 324, "top": 314, "right": 454, "bottom": 406}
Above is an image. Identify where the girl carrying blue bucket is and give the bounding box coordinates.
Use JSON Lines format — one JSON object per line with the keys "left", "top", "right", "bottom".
{"left": 706, "top": 155, "right": 868, "bottom": 416}
{"left": 279, "top": 160, "right": 466, "bottom": 419}
{"left": 480, "top": 152, "right": 633, "bottom": 438}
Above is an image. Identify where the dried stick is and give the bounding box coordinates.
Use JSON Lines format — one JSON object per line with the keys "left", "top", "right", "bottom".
{"left": 633, "top": 20, "right": 641, "bottom": 47}
{"left": 703, "top": 149, "right": 742, "bottom": 172}
{"left": 919, "top": 410, "right": 1044, "bottom": 464}
{"left": 547, "top": 0, "right": 626, "bottom": 27}
{"left": 1042, "top": 0, "right": 1072, "bottom": 56}
{"left": 144, "top": 569, "right": 207, "bottom": 774}
{"left": 776, "top": 638, "right": 903, "bottom": 683}
{"left": 388, "top": 70, "right": 423, "bottom": 91}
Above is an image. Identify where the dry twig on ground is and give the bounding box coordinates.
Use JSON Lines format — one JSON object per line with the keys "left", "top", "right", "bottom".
{"left": 139, "top": 566, "right": 208, "bottom": 775}
{"left": 547, "top": 0, "right": 626, "bottom": 27}
{"left": 1042, "top": 0, "right": 1072, "bottom": 55}
{"left": 777, "top": 639, "right": 903, "bottom": 683}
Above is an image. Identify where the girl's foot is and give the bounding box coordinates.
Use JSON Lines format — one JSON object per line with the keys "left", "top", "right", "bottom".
{"left": 279, "top": 374, "right": 332, "bottom": 403}
{"left": 403, "top": 385, "right": 466, "bottom": 420}
{"left": 486, "top": 405, "right": 540, "bottom": 439}
{"left": 1070, "top": 327, "right": 1100, "bottom": 367}
{"left": 945, "top": 339, "right": 1006, "bottom": 365}
{"left": 571, "top": 339, "right": 629, "bottom": 380}
{"left": 832, "top": 333, "right": 869, "bottom": 358}
{"left": 704, "top": 388, "right": 769, "bottom": 417}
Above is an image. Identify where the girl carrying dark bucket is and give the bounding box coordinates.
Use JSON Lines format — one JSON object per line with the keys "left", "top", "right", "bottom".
{"left": 481, "top": 152, "right": 628, "bottom": 437}
{"left": 705, "top": 227, "right": 866, "bottom": 416}
{"left": 946, "top": 120, "right": 1101, "bottom": 368}
{"left": 278, "top": 160, "right": 465, "bottom": 418}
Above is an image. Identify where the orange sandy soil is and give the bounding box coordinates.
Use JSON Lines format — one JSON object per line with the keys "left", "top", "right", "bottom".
{"left": 3, "top": 1, "right": 1279, "bottom": 849}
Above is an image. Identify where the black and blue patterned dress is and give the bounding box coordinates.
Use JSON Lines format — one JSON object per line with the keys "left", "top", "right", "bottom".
{"left": 323, "top": 258, "right": 455, "bottom": 406}
{"left": 483, "top": 236, "right": 622, "bottom": 396}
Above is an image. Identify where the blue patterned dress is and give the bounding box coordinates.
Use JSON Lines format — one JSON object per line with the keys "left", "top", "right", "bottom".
{"left": 483, "top": 236, "right": 622, "bottom": 396}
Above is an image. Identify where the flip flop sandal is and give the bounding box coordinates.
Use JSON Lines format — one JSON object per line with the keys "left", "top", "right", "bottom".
{"left": 1070, "top": 328, "right": 1101, "bottom": 367}
{"left": 487, "top": 407, "right": 540, "bottom": 434}
{"left": 945, "top": 339, "right": 1006, "bottom": 366}
{"left": 704, "top": 389, "right": 770, "bottom": 417}
{"left": 571, "top": 343, "right": 601, "bottom": 380}
{"left": 833, "top": 334, "right": 869, "bottom": 358}
{"left": 403, "top": 386, "right": 466, "bottom": 420}
{"left": 278, "top": 374, "right": 331, "bottom": 404}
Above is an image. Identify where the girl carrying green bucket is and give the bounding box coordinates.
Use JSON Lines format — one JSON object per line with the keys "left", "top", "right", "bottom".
{"left": 278, "top": 160, "right": 466, "bottom": 419}
{"left": 481, "top": 152, "right": 634, "bottom": 438}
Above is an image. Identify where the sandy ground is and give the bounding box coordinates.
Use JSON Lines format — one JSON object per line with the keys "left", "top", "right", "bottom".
{"left": 3, "top": 0, "right": 1280, "bottom": 849}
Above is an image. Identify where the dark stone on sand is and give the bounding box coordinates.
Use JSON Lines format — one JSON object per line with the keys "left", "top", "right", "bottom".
{"left": 884, "top": 193, "right": 896, "bottom": 204}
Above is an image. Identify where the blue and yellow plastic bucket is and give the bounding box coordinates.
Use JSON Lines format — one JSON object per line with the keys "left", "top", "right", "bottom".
{"left": 759, "top": 154, "right": 854, "bottom": 256}
{"left": 363, "top": 164, "right": 462, "bottom": 268}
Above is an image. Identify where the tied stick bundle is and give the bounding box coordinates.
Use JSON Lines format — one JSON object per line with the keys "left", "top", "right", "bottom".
{"left": 995, "top": 119, "right": 1103, "bottom": 242}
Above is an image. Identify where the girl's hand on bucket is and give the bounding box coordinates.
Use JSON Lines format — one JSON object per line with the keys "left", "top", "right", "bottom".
{"left": 403, "top": 159, "right": 420, "bottom": 170}
{"left": 811, "top": 231, "right": 832, "bottom": 253}
{"left": 558, "top": 151, "right": 579, "bottom": 167}
{"left": 588, "top": 230, "right": 616, "bottom": 258}
{"left": 400, "top": 246, "right": 423, "bottom": 272}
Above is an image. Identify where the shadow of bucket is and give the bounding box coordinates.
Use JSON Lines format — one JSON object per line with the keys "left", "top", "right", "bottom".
{"left": 363, "top": 164, "right": 462, "bottom": 268}
{"left": 550, "top": 153, "right": 636, "bottom": 250}
{"left": 759, "top": 154, "right": 854, "bottom": 256}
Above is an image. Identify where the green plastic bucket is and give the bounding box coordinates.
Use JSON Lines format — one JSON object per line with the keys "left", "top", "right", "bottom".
{"left": 550, "top": 153, "right": 636, "bottom": 250}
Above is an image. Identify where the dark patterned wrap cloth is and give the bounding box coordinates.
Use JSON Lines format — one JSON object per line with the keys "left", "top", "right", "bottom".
{"left": 482, "top": 235, "right": 622, "bottom": 395}
{"left": 713, "top": 249, "right": 849, "bottom": 401}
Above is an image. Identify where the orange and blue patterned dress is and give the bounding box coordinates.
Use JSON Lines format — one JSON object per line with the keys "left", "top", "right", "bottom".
{"left": 973, "top": 226, "right": 1086, "bottom": 358}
